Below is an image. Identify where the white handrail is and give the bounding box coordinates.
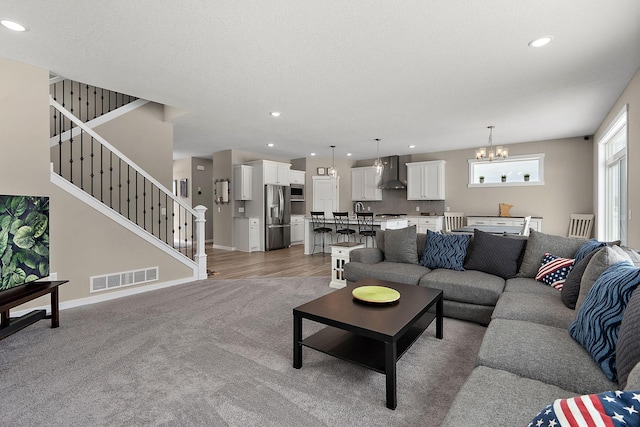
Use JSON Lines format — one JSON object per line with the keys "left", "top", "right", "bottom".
{"left": 50, "top": 96, "right": 197, "bottom": 217}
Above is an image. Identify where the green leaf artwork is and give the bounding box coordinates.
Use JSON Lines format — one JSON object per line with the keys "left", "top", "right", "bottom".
{"left": 0, "top": 195, "right": 49, "bottom": 291}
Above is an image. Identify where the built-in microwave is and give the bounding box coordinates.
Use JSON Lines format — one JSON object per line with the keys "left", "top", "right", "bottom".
{"left": 290, "top": 184, "right": 304, "bottom": 201}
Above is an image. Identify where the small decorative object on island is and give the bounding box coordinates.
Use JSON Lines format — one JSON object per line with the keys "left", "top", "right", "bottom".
{"left": 499, "top": 203, "right": 513, "bottom": 217}
{"left": 524, "top": 173, "right": 530, "bottom": 182}
{"left": 479, "top": 176, "right": 485, "bottom": 183}
{"left": 501, "top": 174, "right": 507, "bottom": 182}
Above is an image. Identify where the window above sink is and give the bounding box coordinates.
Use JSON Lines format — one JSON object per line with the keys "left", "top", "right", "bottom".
{"left": 468, "top": 153, "right": 545, "bottom": 187}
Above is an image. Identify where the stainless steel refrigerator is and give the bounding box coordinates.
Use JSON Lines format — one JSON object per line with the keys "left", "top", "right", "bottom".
{"left": 265, "top": 184, "right": 291, "bottom": 250}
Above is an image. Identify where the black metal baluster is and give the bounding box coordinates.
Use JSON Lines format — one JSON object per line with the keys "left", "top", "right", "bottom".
{"left": 157, "top": 188, "right": 162, "bottom": 238}
{"left": 135, "top": 171, "right": 139, "bottom": 225}
{"left": 150, "top": 182, "right": 154, "bottom": 235}
{"left": 177, "top": 208, "right": 182, "bottom": 251}
{"left": 90, "top": 137, "right": 95, "bottom": 197}
{"left": 143, "top": 177, "right": 148, "bottom": 231}
{"left": 165, "top": 193, "right": 168, "bottom": 244}
{"left": 100, "top": 145, "right": 104, "bottom": 203}
{"left": 118, "top": 159, "right": 122, "bottom": 215}
{"left": 101, "top": 88, "right": 104, "bottom": 117}
{"left": 172, "top": 204, "right": 176, "bottom": 248}
{"left": 109, "top": 152, "right": 113, "bottom": 208}
{"left": 86, "top": 84, "right": 90, "bottom": 123}
{"left": 69, "top": 125, "right": 74, "bottom": 184}
{"left": 127, "top": 166, "right": 131, "bottom": 220}
{"left": 80, "top": 129, "right": 84, "bottom": 190}
{"left": 76, "top": 81, "right": 81, "bottom": 122}
{"left": 93, "top": 87, "right": 97, "bottom": 119}
{"left": 52, "top": 82, "right": 58, "bottom": 137}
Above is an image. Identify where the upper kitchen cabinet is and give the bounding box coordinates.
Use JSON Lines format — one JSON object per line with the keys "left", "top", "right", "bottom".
{"left": 351, "top": 167, "right": 382, "bottom": 201}
{"left": 256, "top": 160, "right": 291, "bottom": 186}
{"left": 233, "top": 164, "right": 253, "bottom": 200}
{"left": 406, "top": 160, "right": 446, "bottom": 200}
{"left": 289, "top": 169, "right": 305, "bottom": 185}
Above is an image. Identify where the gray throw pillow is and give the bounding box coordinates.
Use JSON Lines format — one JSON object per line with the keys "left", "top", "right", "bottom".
{"left": 561, "top": 249, "right": 598, "bottom": 309}
{"left": 383, "top": 225, "right": 418, "bottom": 264}
{"left": 617, "top": 287, "right": 640, "bottom": 389}
{"left": 617, "top": 246, "right": 640, "bottom": 267}
{"left": 463, "top": 229, "right": 527, "bottom": 279}
{"left": 575, "top": 246, "right": 631, "bottom": 311}
{"left": 517, "top": 230, "right": 585, "bottom": 278}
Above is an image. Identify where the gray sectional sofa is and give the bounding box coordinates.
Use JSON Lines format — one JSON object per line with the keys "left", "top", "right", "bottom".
{"left": 344, "top": 226, "right": 640, "bottom": 425}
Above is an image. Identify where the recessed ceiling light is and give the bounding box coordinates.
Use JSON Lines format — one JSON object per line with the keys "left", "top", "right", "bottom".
{"left": 528, "top": 36, "right": 553, "bottom": 48}
{"left": 267, "top": 143, "right": 274, "bottom": 147}
{"left": 1, "top": 19, "right": 26, "bottom": 32}
{"left": 346, "top": 153, "right": 352, "bottom": 157}
{"left": 269, "top": 111, "right": 281, "bottom": 117}
{"left": 310, "top": 153, "right": 316, "bottom": 156}
{"left": 408, "top": 145, "right": 415, "bottom": 149}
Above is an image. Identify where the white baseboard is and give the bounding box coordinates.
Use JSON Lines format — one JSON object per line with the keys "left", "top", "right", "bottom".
{"left": 10, "top": 276, "right": 202, "bottom": 318}
{"left": 212, "top": 244, "right": 235, "bottom": 251}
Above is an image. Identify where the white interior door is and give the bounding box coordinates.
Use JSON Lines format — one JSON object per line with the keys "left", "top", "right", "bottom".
{"left": 312, "top": 176, "right": 339, "bottom": 216}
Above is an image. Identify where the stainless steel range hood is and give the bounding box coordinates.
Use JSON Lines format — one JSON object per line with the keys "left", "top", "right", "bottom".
{"left": 379, "top": 155, "right": 409, "bottom": 189}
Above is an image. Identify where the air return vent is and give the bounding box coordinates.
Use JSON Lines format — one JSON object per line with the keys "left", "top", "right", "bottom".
{"left": 91, "top": 267, "right": 159, "bottom": 293}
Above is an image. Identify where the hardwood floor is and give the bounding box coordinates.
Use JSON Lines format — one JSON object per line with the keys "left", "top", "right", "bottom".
{"left": 205, "top": 244, "right": 332, "bottom": 279}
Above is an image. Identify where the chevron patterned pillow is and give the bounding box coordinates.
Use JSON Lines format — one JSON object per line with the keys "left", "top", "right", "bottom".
{"left": 569, "top": 261, "right": 640, "bottom": 381}
{"left": 419, "top": 230, "right": 471, "bottom": 271}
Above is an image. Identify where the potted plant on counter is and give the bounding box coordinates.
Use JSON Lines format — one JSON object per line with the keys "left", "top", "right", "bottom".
{"left": 479, "top": 176, "right": 485, "bottom": 183}
{"left": 524, "top": 173, "right": 530, "bottom": 182}
{"left": 501, "top": 174, "right": 507, "bottom": 183}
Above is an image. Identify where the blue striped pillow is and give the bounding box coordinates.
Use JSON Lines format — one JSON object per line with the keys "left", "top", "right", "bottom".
{"left": 569, "top": 262, "right": 640, "bottom": 381}
{"left": 419, "top": 230, "right": 471, "bottom": 271}
{"left": 574, "top": 239, "right": 608, "bottom": 264}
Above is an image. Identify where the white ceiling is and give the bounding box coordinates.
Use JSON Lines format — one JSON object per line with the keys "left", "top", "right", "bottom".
{"left": 1, "top": 1, "right": 639, "bottom": 161}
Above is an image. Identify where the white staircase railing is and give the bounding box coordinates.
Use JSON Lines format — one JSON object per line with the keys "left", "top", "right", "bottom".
{"left": 49, "top": 96, "right": 207, "bottom": 279}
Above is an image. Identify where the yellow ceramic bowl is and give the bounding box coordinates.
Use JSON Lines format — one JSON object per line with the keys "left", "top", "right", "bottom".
{"left": 352, "top": 285, "right": 400, "bottom": 303}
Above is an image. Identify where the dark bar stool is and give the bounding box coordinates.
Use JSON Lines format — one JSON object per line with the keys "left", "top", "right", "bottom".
{"left": 356, "top": 212, "right": 376, "bottom": 247}
{"left": 310, "top": 211, "right": 332, "bottom": 255}
{"left": 333, "top": 212, "right": 356, "bottom": 243}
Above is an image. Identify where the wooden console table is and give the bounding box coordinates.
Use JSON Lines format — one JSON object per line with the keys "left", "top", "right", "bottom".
{"left": 0, "top": 280, "right": 69, "bottom": 340}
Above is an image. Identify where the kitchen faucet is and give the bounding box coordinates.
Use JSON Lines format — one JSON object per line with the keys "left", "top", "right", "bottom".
{"left": 354, "top": 202, "right": 365, "bottom": 213}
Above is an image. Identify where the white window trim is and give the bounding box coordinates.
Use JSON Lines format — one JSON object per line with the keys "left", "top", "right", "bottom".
{"left": 597, "top": 105, "right": 628, "bottom": 242}
{"left": 468, "top": 153, "right": 545, "bottom": 188}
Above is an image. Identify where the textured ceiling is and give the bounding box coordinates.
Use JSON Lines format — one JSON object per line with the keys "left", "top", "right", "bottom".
{"left": 1, "top": 1, "right": 639, "bottom": 161}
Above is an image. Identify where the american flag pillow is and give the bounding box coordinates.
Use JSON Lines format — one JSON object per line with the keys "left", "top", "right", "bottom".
{"left": 535, "top": 252, "right": 575, "bottom": 290}
{"left": 526, "top": 390, "right": 640, "bottom": 427}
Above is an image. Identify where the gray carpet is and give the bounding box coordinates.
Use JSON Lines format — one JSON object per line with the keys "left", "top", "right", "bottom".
{"left": 0, "top": 276, "right": 486, "bottom": 426}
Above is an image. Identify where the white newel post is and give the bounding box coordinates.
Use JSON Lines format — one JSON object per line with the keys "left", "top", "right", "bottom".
{"left": 194, "top": 205, "right": 208, "bottom": 279}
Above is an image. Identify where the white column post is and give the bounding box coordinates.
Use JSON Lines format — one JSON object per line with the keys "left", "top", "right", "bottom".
{"left": 194, "top": 205, "right": 208, "bottom": 279}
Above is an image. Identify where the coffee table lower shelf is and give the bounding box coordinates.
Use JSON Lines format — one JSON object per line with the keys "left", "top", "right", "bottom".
{"left": 300, "top": 311, "right": 436, "bottom": 374}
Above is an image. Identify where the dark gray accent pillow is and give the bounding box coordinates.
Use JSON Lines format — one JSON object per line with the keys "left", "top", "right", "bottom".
{"left": 561, "top": 249, "right": 598, "bottom": 309}
{"left": 617, "top": 287, "right": 640, "bottom": 389}
{"left": 463, "top": 229, "right": 527, "bottom": 279}
{"left": 517, "top": 230, "right": 585, "bottom": 278}
{"left": 383, "top": 225, "right": 418, "bottom": 264}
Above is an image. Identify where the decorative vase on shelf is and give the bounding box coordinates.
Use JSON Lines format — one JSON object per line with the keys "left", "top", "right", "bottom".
{"left": 501, "top": 175, "right": 507, "bottom": 183}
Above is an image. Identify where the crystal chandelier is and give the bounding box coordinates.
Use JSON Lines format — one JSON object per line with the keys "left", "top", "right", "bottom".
{"left": 476, "top": 126, "right": 508, "bottom": 161}
{"left": 328, "top": 145, "right": 338, "bottom": 178}
{"left": 372, "top": 138, "right": 384, "bottom": 176}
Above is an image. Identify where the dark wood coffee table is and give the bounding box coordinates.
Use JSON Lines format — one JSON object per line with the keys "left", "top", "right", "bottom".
{"left": 293, "top": 278, "right": 443, "bottom": 409}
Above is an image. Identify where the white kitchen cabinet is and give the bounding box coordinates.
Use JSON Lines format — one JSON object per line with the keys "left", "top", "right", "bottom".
{"left": 263, "top": 160, "right": 291, "bottom": 185}
{"left": 234, "top": 217, "right": 261, "bottom": 252}
{"left": 291, "top": 215, "right": 305, "bottom": 244}
{"left": 406, "top": 216, "right": 444, "bottom": 233}
{"left": 233, "top": 165, "right": 253, "bottom": 200}
{"left": 290, "top": 169, "right": 305, "bottom": 185}
{"left": 406, "top": 160, "right": 446, "bottom": 200}
{"left": 466, "top": 216, "right": 542, "bottom": 232}
{"left": 351, "top": 167, "right": 382, "bottom": 201}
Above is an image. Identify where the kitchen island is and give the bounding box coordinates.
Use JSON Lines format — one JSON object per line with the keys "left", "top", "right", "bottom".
{"left": 303, "top": 216, "right": 408, "bottom": 255}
